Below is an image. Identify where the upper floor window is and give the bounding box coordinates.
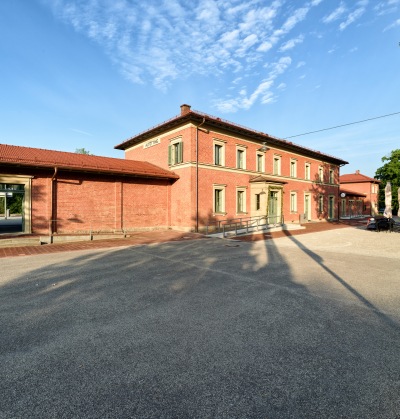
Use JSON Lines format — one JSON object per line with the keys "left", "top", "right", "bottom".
{"left": 214, "top": 143, "right": 224, "bottom": 166}
{"left": 329, "top": 169, "right": 334, "bottom": 184}
{"left": 256, "top": 153, "right": 264, "bottom": 172}
{"left": 318, "top": 166, "right": 324, "bottom": 182}
{"left": 168, "top": 141, "right": 183, "bottom": 165}
{"left": 236, "top": 147, "right": 246, "bottom": 169}
{"left": 273, "top": 155, "right": 281, "bottom": 175}
{"left": 290, "top": 159, "right": 297, "bottom": 178}
{"left": 305, "top": 163, "right": 311, "bottom": 180}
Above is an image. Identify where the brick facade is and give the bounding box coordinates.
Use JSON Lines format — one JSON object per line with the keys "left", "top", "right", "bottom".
{"left": 1, "top": 147, "right": 177, "bottom": 235}
{"left": 1, "top": 106, "right": 349, "bottom": 235}
{"left": 117, "top": 105, "right": 348, "bottom": 230}
{"left": 339, "top": 170, "right": 380, "bottom": 216}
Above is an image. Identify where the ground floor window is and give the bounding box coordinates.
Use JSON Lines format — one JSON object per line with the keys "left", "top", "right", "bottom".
{"left": 213, "top": 185, "right": 226, "bottom": 214}
{"left": 328, "top": 196, "right": 335, "bottom": 219}
{"left": 255, "top": 193, "right": 261, "bottom": 211}
{"left": 236, "top": 188, "right": 247, "bottom": 214}
{"left": 318, "top": 195, "right": 324, "bottom": 213}
{"left": 290, "top": 192, "right": 297, "bottom": 213}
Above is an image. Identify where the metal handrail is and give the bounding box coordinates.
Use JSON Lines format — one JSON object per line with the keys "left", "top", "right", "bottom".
{"left": 205, "top": 214, "right": 283, "bottom": 237}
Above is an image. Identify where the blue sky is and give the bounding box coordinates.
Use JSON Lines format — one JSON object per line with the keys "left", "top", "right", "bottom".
{"left": 1, "top": 0, "right": 399, "bottom": 177}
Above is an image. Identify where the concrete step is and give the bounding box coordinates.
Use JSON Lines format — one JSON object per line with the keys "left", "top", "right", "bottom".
{"left": 40, "top": 234, "right": 127, "bottom": 244}
{"left": 0, "top": 233, "right": 130, "bottom": 248}
{"left": 0, "top": 237, "right": 41, "bottom": 247}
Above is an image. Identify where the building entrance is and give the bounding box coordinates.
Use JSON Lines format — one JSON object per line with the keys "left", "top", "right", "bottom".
{"left": 0, "top": 184, "right": 25, "bottom": 233}
{"left": 268, "top": 191, "right": 280, "bottom": 224}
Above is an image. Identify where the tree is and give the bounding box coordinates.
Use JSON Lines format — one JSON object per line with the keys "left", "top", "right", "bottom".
{"left": 75, "top": 148, "right": 91, "bottom": 155}
{"left": 8, "top": 194, "right": 23, "bottom": 214}
{"left": 374, "top": 149, "right": 400, "bottom": 215}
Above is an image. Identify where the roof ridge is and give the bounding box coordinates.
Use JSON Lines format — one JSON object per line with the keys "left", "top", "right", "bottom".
{"left": 0, "top": 143, "right": 178, "bottom": 179}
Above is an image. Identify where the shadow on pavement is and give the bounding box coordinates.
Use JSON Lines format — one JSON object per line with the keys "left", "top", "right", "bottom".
{"left": 0, "top": 235, "right": 399, "bottom": 418}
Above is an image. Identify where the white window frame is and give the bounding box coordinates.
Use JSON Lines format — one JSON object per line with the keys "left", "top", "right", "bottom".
{"left": 273, "top": 155, "right": 281, "bottom": 175}
{"left": 236, "top": 146, "right": 247, "bottom": 170}
{"left": 290, "top": 159, "right": 297, "bottom": 178}
{"left": 256, "top": 152, "right": 264, "bottom": 172}
{"left": 329, "top": 169, "right": 334, "bottom": 184}
{"left": 318, "top": 166, "right": 324, "bottom": 182}
{"left": 305, "top": 163, "right": 311, "bottom": 180}
{"left": 168, "top": 138, "right": 183, "bottom": 166}
{"left": 0, "top": 174, "right": 32, "bottom": 234}
{"left": 213, "top": 139, "right": 225, "bottom": 166}
{"left": 318, "top": 195, "right": 324, "bottom": 213}
{"left": 290, "top": 192, "right": 297, "bottom": 213}
{"left": 213, "top": 184, "right": 226, "bottom": 214}
{"left": 236, "top": 187, "right": 247, "bottom": 214}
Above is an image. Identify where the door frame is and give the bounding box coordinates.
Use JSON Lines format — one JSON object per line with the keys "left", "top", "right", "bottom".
{"left": 0, "top": 175, "right": 32, "bottom": 234}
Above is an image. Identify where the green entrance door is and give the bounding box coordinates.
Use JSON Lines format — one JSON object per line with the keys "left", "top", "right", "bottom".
{"left": 268, "top": 191, "right": 279, "bottom": 223}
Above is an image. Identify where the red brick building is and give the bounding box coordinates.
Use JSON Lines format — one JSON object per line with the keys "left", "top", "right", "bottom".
{"left": 116, "top": 104, "right": 348, "bottom": 231}
{"left": 0, "top": 144, "right": 178, "bottom": 235}
{"left": 339, "top": 170, "right": 380, "bottom": 217}
{"left": 1, "top": 104, "right": 350, "bottom": 235}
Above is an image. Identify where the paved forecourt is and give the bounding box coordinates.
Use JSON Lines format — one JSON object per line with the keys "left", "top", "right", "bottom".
{"left": 1, "top": 226, "right": 399, "bottom": 418}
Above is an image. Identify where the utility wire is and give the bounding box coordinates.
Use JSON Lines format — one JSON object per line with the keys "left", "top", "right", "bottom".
{"left": 284, "top": 111, "right": 400, "bottom": 139}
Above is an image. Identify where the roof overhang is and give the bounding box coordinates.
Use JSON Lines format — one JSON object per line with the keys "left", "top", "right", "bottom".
{"left": 1, "top": 161, "right": 179, "bottom": 180}
{"left": 340, "top": 188, "right": 367, "bottom": 198}
{"left": 250, "top": 175, "right": 288, "bottom": 184}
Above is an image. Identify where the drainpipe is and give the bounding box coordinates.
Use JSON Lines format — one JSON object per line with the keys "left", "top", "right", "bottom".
{"left": 51, "top": 167, "right": 58, "bottom": 236}
{"left": 196, "top": 118, "right": 206, "bottom": 232}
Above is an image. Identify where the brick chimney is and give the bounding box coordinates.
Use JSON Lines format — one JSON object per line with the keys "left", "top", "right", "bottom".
{"left": 180, "top": 104, "right": 191, "bottom": 115}
{"left": 355, "top": 170, "right": 360, "bottom": 175}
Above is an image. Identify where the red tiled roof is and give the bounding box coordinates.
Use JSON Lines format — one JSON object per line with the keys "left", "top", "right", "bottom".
{"left": 115, "top": 106, "right": 348, "bottom": 166}
{"left": 340, "top": 172, "right": 379, "bottom": 184}
{"left": 0, "top": 144, "right": 179, "bottom": 179}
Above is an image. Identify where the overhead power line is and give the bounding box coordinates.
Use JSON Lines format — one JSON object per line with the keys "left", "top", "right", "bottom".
{"left": 284, "top": 111, "right": 400, "bottom": 139}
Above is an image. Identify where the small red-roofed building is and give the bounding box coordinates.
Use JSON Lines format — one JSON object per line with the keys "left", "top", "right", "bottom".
{"left": 339, "top": 170, "right": 381, "bottom": 217}
{"left": 0, "top": 144, "right": 178, "bottom": 235}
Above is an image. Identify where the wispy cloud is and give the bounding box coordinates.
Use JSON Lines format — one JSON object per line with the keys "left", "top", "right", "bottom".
{"left": 374, "top": 0, "right": 399, "bottom": 16}
{"left": 322, "top": 1, "right": 368, "bottom": 30}
{"left": 322, "top": 2, "right": 347, "bottom": 23}
{"left": 71, "top": 128, "right": 93, "bottom": 136}
{"left": 383, "top": 18, "right": 400, "bottom": 31}
{"left": 279, "top": 35, "right": 304, "bottom": 52}
{"left": 339, "top": 5, "right": 367, "bottom": 31}
{"left": 44, "top": 0, "right": 387, "bottom": 112}
{"left": 214, "top": 56, "right": 292, "bottom": 112}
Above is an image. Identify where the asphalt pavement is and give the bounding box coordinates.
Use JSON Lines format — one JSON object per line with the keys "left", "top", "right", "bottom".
{"left": 1, "top": 225, "right": 399, "bottom": 418}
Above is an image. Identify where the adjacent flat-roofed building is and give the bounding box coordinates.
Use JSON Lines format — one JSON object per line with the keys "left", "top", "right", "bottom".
{"left": 115, "top": 104, "right": 348, "bottom": 231}
{"left": 339, "top": 170, "right": 381, "bottom": 217}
